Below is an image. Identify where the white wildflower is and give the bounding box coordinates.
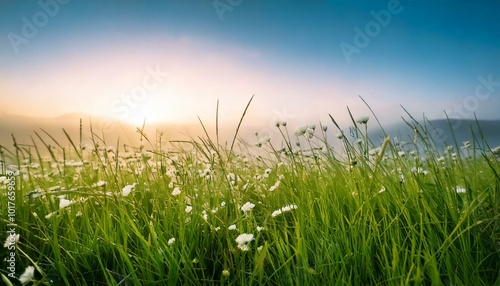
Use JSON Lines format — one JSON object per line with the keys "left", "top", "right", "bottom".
{"left": 461, "top": 141, "right": 471, "bottom": 149}
{"left": 355, "top": 116, "right": 369, "bottom": 124}
{"left": 185, "top": 205, "right": 193, "bottom": 213}
{"left": 168, "top": 237, "right": 176, "bottom": 246}
{"left": 271, "top": 209, "right": 282, "bottom": 217}
{"left": 235, "top": 233, "right": 254, "bottom": 251}
{"left": 295, "top": 126, "right": 307, "bottom": 136}
{"left": 171, "top": 187, "right": 181, "bottom": 196}
{"left": 272, "top": 204, "right": 298, "bottom": 217}
{"left": 93, "top": 180, "right": 106, "bottom": 187}
{"left": 59, "top": 198, "right": 75, "bottom": 209}
{"left": 228, "top": 224, "right": 237, "bottom": 231}
{"left": 45, "top": 212, "right": 56, "bottom": 219}
{"left": 455, "top": 186, "right": 466, "bottom": 194}
{"left": 369, "top": 147, "right": 381, "bottom": 156}
{"left": 18, "top": 265, "right": 35, "bottom": 284}
{"left": 3, "top": 233, "right": 19, "bottom": 248}
{"left": 122, "top": 183, "right": 136, "bottom": 196}
{"left": 269, "top": 180, "right": 281, "bottom": 192}
{"left": 241, "top": 201, "right": 255, "bottom": 213}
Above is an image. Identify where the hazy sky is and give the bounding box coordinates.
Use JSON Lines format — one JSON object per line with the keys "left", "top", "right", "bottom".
{"left": 1, "top": 0, "right": 499, "bottom": 129}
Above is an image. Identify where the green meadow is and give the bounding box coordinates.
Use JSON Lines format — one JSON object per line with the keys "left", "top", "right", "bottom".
{"left": 1, "top": 104, "right": 499, "bottom": 285}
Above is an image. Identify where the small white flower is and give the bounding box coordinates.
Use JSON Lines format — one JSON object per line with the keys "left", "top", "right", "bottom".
{"left": 122, "top": 183, "right": 136, "bottom": 196}
{"left": 256, "top": 226, "right": 264, "bottom": 232}
{"left": 3, "top": 233, "right": 19, "bottom": 248}
{"left": 241, "top": 201, "right": 255, "bottom": 213}
{"left": 269, "top": 180, "right": 280, "bottom": 192}
{"left": 355, "top": 116, "right": 370, "bottom": 124}
{"left": 295, "top": 126, "right": 307, "bottom": 136}
{"left": 281, "top": 204, "right": 297, "bottom": 212}
{"left": 272, "top": 204, "right": 298, "bottom": 217}
{"left": 18, "top": 265, "right": 35, "bottom": 284}
{"left": 168, "top": 237, "right": 176, "bottom": 246}
{"left": 221, "top": 201, "right": 226, "bottom": 207}
{"left": 236, "top": 233, "right": 254, "bottom": 244}
{"left": 228, "top": 224, "right": 237, "bottom": 231}
{"left": 257, "top": 245, "right": 264, "bottom": 252}
{"left": 398, "top": 151, "right": 406, "bottom": 157}
{"left": 271, "top": 209, "right": 282, "bottom": 217}
{"left": 215, "top": 226, "right": 221, "bottom": 231}
{"left": 45, "top": 212, "right": 56, "bottom": 219}
{"left": 59, "top": 198, "right": 75, "bottom": 209}
{"left": 369, "top": 147, "right": 381, "bottom": 156}
{"left": 185, "top": 205, "right": 193, "bottom": 213}
{"left": 171, "top": 187, "right": 181, "bottom": 196}
{"left": 235, "top": 233, "right": 254, "bottom": 251}
{"left": 93, "top": 180, "right": 107, "bottom": 187}
{"left": 455, "top": 186, "right": 466, "bottom": 194}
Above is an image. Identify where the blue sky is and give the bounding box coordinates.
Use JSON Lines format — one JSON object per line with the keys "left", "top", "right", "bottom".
{"left": 1, "top": 0, "right": 499, "bottom": 129}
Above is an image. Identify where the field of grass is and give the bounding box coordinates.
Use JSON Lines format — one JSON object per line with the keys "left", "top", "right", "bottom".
{"left": 1, "top": 106, "right": 499, "bottom": 285}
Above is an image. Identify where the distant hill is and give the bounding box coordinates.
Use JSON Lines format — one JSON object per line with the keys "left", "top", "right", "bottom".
{"left": 0, "top": 113, "right": 258, "bottom": 161}
{"left": 369, "top": 119, "right": 500, "bottom": 151}
{"left": 0, "top": 114, "right": 198, "bottom": 159}
{"left": 1, "top": 113, "right": 499, "bottom": 163}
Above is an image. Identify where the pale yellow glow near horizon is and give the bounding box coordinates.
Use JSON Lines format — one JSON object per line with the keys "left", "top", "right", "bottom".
{"left": 1, "top": 33, "right": 423, "bottom": 129}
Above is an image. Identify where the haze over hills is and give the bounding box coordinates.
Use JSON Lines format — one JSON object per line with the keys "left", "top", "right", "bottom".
{"left": 0, "top": 113, "right": 264, "bottom": 159}
{"left": 369, "top": 119, "right": 500, "bottom": 152}
{"left": 0, "top": 113, "right": 197, "bottom": 159}
{"left": 1, "top": 112, "right": 499, "bottom": 162}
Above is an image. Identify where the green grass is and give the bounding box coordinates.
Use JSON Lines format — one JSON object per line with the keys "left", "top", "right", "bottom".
{"left": 1, "top": 106, "right": 499, "bottom": 285}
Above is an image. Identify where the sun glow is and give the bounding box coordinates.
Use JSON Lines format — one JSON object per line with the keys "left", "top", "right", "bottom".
{"left": 112, "top": 102, "right": 179, "bottom": 126}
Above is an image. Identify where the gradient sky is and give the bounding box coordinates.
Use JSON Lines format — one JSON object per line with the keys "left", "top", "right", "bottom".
{"left": 1, "top": 0, "right": 500, "bottom": 130}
